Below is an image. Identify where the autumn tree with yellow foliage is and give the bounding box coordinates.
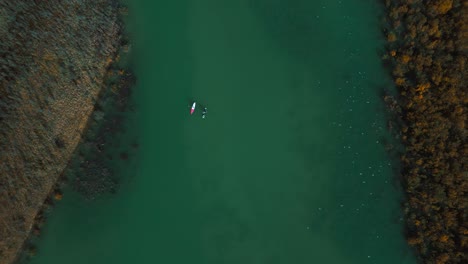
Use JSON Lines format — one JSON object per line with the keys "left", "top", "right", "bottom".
{"left": 383, "top": 0, "right": 467, "bottom": 263}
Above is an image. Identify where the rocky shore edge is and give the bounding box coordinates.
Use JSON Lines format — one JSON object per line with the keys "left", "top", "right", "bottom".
{"left": 381, "top": 1, "right": 467, "bottom": 263}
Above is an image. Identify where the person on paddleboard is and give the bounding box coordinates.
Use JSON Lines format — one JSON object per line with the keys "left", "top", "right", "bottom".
{"left": 202, "top": 107, "right": 207, "bottom": 119}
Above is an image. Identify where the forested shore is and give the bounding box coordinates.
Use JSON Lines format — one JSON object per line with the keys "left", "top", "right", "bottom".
{"left": 382, "top": 0, "right": 467, "bottom": 263}
{"left": 0, "top": 1, "right": 127, "bottom": 263}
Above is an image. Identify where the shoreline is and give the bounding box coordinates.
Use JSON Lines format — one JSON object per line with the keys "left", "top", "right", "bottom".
{"left": 0, "top": 1, "right": 129, "bottom": 263}
{"left": 16, "top": 62, "right": 136, "bottom": 264}
{"left": 382, "top": 1, "right": 467, "bottom": 263}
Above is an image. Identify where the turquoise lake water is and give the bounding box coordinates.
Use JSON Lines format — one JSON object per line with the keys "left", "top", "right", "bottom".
{"left": 26, "top": 1, "right": 416, "bottom": 263}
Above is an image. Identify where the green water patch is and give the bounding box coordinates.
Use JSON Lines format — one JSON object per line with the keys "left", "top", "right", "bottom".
{"left": 26, "top": 1, "right": 416, "bottom": 264}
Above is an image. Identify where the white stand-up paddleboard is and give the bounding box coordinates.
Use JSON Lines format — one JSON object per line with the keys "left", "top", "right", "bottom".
{"left": 190, "top": 102, "right": 196, "bottom": 115}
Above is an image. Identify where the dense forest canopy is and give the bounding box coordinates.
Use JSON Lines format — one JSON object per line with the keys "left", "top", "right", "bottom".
{"left": 383, "top": 0, "right": 467, "bottom": 263}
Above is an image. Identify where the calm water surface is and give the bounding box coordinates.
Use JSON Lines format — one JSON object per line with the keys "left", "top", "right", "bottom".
{"left": 27, "top": 1, "right": 416, "bottom": 263}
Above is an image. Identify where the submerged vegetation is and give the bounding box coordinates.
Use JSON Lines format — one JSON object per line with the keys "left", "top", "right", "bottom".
{"left": 0, "top": 1, "right": 127, "bottom": 263}
{"left": 71, "top": 66, "right": 136, "bottom": 200}
{"left": 382, "top": 0, "right": 467, "bottom": 263}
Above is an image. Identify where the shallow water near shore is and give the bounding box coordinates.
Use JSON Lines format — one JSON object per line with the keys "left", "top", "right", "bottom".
{"left": 26, "top": 1, "right": 416, "bottom": 263}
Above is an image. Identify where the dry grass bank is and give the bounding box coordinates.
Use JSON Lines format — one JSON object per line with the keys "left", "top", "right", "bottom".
{"left": 0, "top": 1, "right": 122, "bottom": 263}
